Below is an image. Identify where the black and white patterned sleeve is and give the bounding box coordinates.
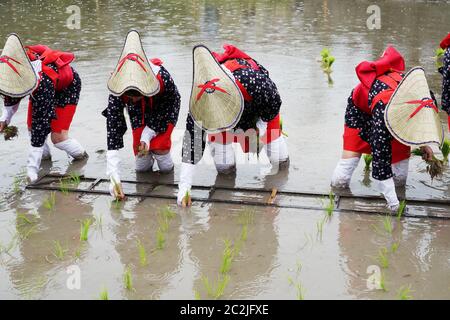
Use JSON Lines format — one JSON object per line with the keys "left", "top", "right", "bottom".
{"left": 369, "top": 100, "right": 393, "bottom": 181}
{"left": 442, "top": 48, "right": 450, "bottom": 115}
{"left": 102, "top": 95, "right": 127, "bottom": 151}
{"left": 181, "top": 113, "right": 206, "bottom": 165}
{"left": 149, "top": 66, "right": 181, "bottom": 133}
{"left": 29, "top": 75, "right": 56, "bottom": 147}
{"left": 344, "top": 92, "right": 371, "bottom": 142}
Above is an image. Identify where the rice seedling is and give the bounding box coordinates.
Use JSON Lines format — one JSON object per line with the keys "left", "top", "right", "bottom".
{"left": 441, "top": 139, "right": 450, "bottom": 163}
{"left": 99, "top": 287, "right": 109, "bottom": 300}
{"left": 238, "top": 209, "right": 255, "bottom": 226}
{"left": 397, "top": 200, "right": 407, "bottom": 221}
{"left": 17, "top": 213, "right": 35, "bottom": 227}
{"left": 69, "top": 172, "right": 81, "bottom": 185}
{"left": 156, "top": 227, "right": 166, "bottom": 250}
{"left": 382, "top": 215, "right": 394, "bottom": 235}
{"left": 280, "top": 117, "right": 288, "bottom": 137}
{"left": 79, "top": 218, "right": 92, "bottom": 242}
{"left": 17, "top": 224, "right": 37, "bottom": 240}
{"left": 363, "top": 154, "right": 373, "bottom": 172}
{"left": 123, "top": 266, "right": 134, "bottom": 291}
{"left": 435, "top": 47, "right": 446, "bottom": 69}
{"left": 2, "top": 125, "right": 18, "bottom": 140}
{"left": 182, "top": 190, "right": 192, "bottom": 207}
{"left": 111, "top": 177, "right": 125, "bottom": 202}
{"left": 320, "top": 48, "right": 335, "bottom": 74}
{"left": 220, "top": 239, "right": 235, "bottom": 274}
{"left": 397, "top": 285, "right": 413, "bottom": 300}
{"left": 157, "top": 214, "right": 170, "bottom": 234}
{"left": 295, "top": 282, "right": 306, "bottom": 300}
{"left": 13, "top": 176, "right": 22, "bottom": 194}
{"left": 52, "top": 240, "right": 68, "bottom": 260}
{"left": 194, "top": 290, "right": 201, "bottom": 300}
{"left": 240, "top": 224, "right": 248, "bottom": 242}
{"left": 59, "top": 178, "right": 70, "bottom": 195}
{"left": 160, "top": 206, "right": 176, "bottom": 220}
{"left": 411, "top": 148, "right": 445, "bottom": 181}
{"left": 324, "top": 192, "right": 335, "bottom": 217}
{"left": 137, "top": 239, "right": 148, "bottom": 267}
{"left": 379, "top": 271, "right": 388, "bottom": 292}
{"left": 316, "top": 217, "right": 325, "bottom": 240}
{"left": 43, "top": 192, "right": 56, "bottom": 211}
{"left": 201, "top": 274, "right": 230, "bottom": 299}
{"left": 390, "top": 242, "right": 400, "bottom": 253}
{"left": 376, "top": 247, "right": 389, "bottom": 269}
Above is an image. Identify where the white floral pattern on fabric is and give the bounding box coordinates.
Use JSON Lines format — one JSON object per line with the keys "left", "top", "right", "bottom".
{"left": 442, "top": 48, "right": 450, "bottom": 115}
{"left": 182, "top": 59, "right": 282, "bottom": 164}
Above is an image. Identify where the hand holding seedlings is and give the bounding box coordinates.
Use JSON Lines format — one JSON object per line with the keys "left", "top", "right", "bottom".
{"left": 412, "top": 146, "right": 444, "bottom": 180}
{"left": 182, "top": 190, "right": 192, "bottom": 208}
{"left": 111, "top": 177, "right": 125, "bottom": 201}
{"left": 137, "top": 141, "right": 149, "bottom": 157}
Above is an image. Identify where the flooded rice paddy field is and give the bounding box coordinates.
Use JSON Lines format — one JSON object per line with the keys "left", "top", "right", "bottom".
{"left": 1, "top": 0, "right": 450, "bottom": 299}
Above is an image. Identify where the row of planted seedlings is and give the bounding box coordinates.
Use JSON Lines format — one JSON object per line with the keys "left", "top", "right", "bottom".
{"left": 99, "top": 206, "right": 177, "bottom": 299}
{"left": 193, "top": 209, "right": 255, "bottom": 300}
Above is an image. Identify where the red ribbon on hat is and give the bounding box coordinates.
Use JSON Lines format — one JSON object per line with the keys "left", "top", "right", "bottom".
{"left": 117, "top": 53, "right": 147, "bottom": 73}
{"left": 0, "top": 55, "right": 22, "bottom": 75}
{"left": 407, "top": 98, "right": 439, "bottom": 120}
{"left": 196, "top": 78, "right": 228, "bottom": 101}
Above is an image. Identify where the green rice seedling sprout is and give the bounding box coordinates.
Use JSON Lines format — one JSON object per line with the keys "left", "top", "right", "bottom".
{"left": 123, "top": 266, "right": 134, "bottom": 291}
{"left": 397, "top": 285, "right": 413, "bottom": 300}
{"left": 435, "top": 47, "right": 446, "bottom": 69}
{"left": 397, "top": 200, "right": 407, "bottom": 221}
{"left": 391, "top": 242, "right": 400, "bottom": 253}
{"left": 220, "top": 239, "right": 235, "bottom": 274}
{"left": 201, "top": 274, "right": 230, "bottom": 300}
{"left": 160, "top": 206, "right": 176, "bottom": 220}
{"left": 240, "top": 224, "right": 248, "bottom": 242}
{"left": 316, "top": 217, "right": 325, "bottom": 240}
{"left": 59, "top": 178, "right": 69, "bottom": 195}
{"left": 17, "top": 213, "right": 35, "bottom": 227}
{"left": 363, "top": 154, "right": 373, "bottom": 172}
{"left": 441, "top": 139, "right": 450, "bottom": 163}
{"left": 99, "top": 287, "right": 109, "bottom": 300}
{"left": 320, "top": 48, "right": 335, "bottom": 74}
{"left": 69, "top": 172, "right": 81, "bottom": 185}
{"left": 156, "top": 227, "right": 166, "bottom": 250}
{"left": 296, "top": 283, "right": 306, "bottom": 300}
{"left": 13, "top": 176, "right": 22, "bottom": 194}
{"left": 52, "top": 240, "right": 68, "bottom": 260}
{"left": 43, "top": 192, "right": 56, "bottom": 211}
{"left": 382, "top": 215, "right": 394, "bottom": 235}
{"left": 79, "top": 218, "right": 92, "bottom": 242}
{"left": 380, "top": 271, "right": 388, "bottom": 292}
{"left": 324, "top": 192, "right": 335, "bottom": 217}
{"left": 157, "top": 214, "right": 170, "bottom": 233}
{"left": 280, "top": 117, "right": 288, "bottom": 137}
{"left": 17, "top": 224, "right": 37, "bottom": 240}
{"left": 376, "top": 247, "right": 389, "bottom": 269}
{"left": 194, "top": 290, "right": 201, "bottom": 300}
{"left": 137, "top": 239, "right": 148, "bottom": 267}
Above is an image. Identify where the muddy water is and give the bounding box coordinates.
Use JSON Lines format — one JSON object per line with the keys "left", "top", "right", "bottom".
{"left": 1, "top": 0, "right": 450, "bottom": 299}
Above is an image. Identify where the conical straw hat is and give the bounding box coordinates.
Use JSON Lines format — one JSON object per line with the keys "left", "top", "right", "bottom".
{"left": 385, "top": 67, "right": 444, "bottom": 147}
{"left": 189, "top": 45, "right": 244, "bottom": 132}
{"left": 107, "top": 30, "right": 159, "bottom": 97}
{"left": 0, "top": 34, "right": 38, "bottom": 98}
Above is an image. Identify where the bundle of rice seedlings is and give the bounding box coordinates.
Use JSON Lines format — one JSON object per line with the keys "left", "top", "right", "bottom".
{"left": 411, "top": 148, "right": 445, "bottom": 180}
{"left": 363, "top": 154, "right": 373, "bottom": 172}
{"left": 320, "top": 48, "right": 335, "bottom": 74}
{"left": 2, "top": 125, "right": 18, "bottom": 140}
{"left": 435, "top": 47, "right": 446, "bottom": 70}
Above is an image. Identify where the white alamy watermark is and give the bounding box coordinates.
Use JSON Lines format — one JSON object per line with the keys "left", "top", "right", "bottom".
{"left": 66, "top": 5, "right": 81, "bottom": 30}
{"left": 366, "top": 265, "right": 382, "bottom": 290}
{"left": 66, "top": 264, "right": 81, "bottom": 290}
{"left": 366, "top": 5, "right": 381, "bottom": 30}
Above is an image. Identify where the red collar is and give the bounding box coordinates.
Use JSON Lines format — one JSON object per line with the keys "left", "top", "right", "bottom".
{"left": 440, "top": 33, "right": 450, "bottom": 49}
{"left": 355, "top": 46, "right": 405, "bottom": 89}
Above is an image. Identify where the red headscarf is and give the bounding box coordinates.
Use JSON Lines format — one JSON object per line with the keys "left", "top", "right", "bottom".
{"left": 352, "top": 46, "right": 405, "bottom": 113}
{"left": 212, "top": 44, "right": 253, "bottom": 63}
{"left": 440, "top": 33, "right": 450, "bottom": 49}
